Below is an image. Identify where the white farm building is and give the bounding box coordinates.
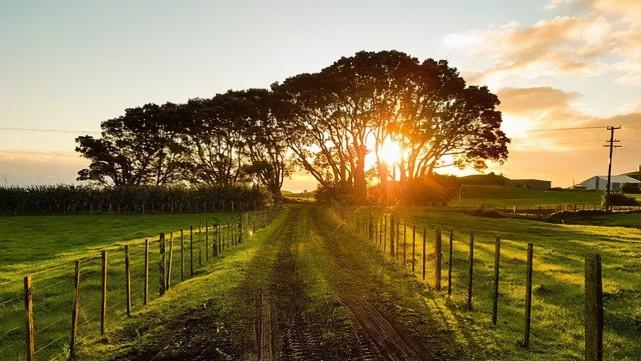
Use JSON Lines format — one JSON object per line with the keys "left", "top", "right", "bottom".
{"left": 579, "top": 175, "right": 640, "bottom": 191}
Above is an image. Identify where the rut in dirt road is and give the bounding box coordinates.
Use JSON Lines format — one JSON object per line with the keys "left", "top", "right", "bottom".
{"left": 250, "top": 207, "right": 357, "bottom": 361}
{"left": 309, "top": 209, "right": 461, "bottom": 361}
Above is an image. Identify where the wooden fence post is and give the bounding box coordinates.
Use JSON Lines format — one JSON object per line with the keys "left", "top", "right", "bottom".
{"left": 382, "top": 216, "right": 387, "bottom": 254}
{"left": 198, "top": 223, "right": 203, "bottom": 266}
{"left": 215, "top": 223, "right": 220, "bottom": 256}
{"left": 180, "top": 230, "right": 184, "bottom": 280}
{"left": 412, "top": 223, "right": 416, "bottom": 273}
{"left": 70, "top": 261, "right": 80, "bottom": 357}
{"left": 585, "top": 254, "right": 604, "bottom": 361}
{"left": 434, "top": 229, "right": 442, "bottom": 291}
{"left": 159, "top": 233, "right": 166, "bottom": 296}
{"left": 368, "top": 213, "right": 373, "bottom": 241}
{"left": 101, "top": 250, "right": 108, "bottom": 335}
{"left": 190, "top": 226, "right": 194, "bottom": 276}
{"left": 523, "top": 243, "right": 534, "bottom": 348}
{"left": 205, "top": 221, "right": 209, "bottom": 261}
{"left": 448, "top": 230, "right": 453, "bottom": 296}
{"left": 467, "top": 234, "right": 474, "bottom": 311}
{"left": 144, "top": 240, "right": 149, "bottom": 305}
{"left": 396, "top": 220, "right": 401, "bottom": 263}
{"left": 24, "top": 275, "right": 34, "bottom": 361}
{"left": 422, "top": 228, "right": 426, "bottom": 280}
{"left": 166, "top": 233, "right": 174, "bottom": 290}
{"left": 125, "top": 245, "right": 131, "bottom": 316}
{"left": 390, "top": 216, "right": 395, "bottom": 256}
{"left": 238, "top": 214, "right": 243, "bottom": 244}
{"left": 403, "top": 224, "right": 407, "bottom": 266}
{"left": 492, "top": 238, "right": 501, "bottom": 325}
{"left": 377, "top": 218, "right": 381, "bottom": 245}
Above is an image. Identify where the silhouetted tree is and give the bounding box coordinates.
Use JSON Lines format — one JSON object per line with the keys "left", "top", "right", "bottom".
{"left": 275, "top": 51, "right": 508, "bottom": 202}
{"left": 75, "top": 50, "right": 509, "bottom": 205}
{"left": 75, "top": 103, "right": 187, "bottom": 185}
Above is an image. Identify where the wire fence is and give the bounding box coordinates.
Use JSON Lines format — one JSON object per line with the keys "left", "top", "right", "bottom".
{"left": 332, "top": 203, "right": 637, "bottom": 360}
{"left": 0, "top": 207, "right": 279, "bottom": 361}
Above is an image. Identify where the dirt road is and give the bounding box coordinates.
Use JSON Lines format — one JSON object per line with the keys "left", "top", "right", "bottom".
{"left": 116, "top": 206, "right": 462, "bottom": 361}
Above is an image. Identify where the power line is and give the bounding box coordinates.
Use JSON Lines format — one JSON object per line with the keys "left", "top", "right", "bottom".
{"left": 528, "top": 126, "right": 605, "bottom": 132}
{"left": 0, "top": 127, "right": 100, "bottom": 134}
{"left": 528, "top": 125, "right": 641, "bottom": 132}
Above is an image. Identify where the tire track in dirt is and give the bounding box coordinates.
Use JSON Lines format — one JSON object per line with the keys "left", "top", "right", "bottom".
{"left": 250, "top": 206, "right": 341, "bottom": 361}
{"left": 258, "top": 291, "right": 273, "bottom": 361}
{"left": 310, "top": 209, "right": 445, "bottom": 361}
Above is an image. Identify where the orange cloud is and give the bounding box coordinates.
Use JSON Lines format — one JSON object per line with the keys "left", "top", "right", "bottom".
{"left": 0, "top": 150, "right": 87, "bottom": 185}
{"left": 496, "top": 86, "right": 641, "bottom": 154}
{"left": 497, "top": 87, "right": 579, "bottom": 115}
{"left": 445, "top": 1, "right": 641, "bottom": 86}
{"left": 489, "top": 86, "right": 641, "bottom": 186}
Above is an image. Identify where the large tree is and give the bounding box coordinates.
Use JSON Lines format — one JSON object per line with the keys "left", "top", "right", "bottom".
{"left": 180, "top": 90, "right": 292, "bottom": 200}
{"left": 75, "top": 103, "right": 187, "bottom": 185}
{"left": 75, "top": 50, "right": 508, "bottom": 205}
{"left": 234, "top": 89, "right": 292, "bottom": 201}
{"left": 275, "top": 51, "right": 418, "bottom": 201}
{"left": 180, "top": 96, "right": 248, "bottom": 186}
{"left": 392, "top": 59, "right": 509, "bottom": 180}
{"left": 276, "top": 51, "right": 509, "bottom": 201}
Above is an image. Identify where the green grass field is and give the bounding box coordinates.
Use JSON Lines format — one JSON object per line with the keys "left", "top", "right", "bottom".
{"left": 75, "top": 210, "right": 288, "bottom": 360}
{"left": 454, "top": 185, "right": 604, "bottom": 208}
{"left": 0, "top": 212, "right": 240, "bottom": 360}
{"left": 2, "top": 206, "right": 639, "bottom": 360}
{"left": 360, "top": 207, "right": 641, "bottom": 360}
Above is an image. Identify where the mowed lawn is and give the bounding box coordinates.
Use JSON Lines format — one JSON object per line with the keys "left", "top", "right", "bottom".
{"left": 454, "top": 185, "right": 604, "bottom": 208}
{"left": 0, "top": 212, "right": 235, "bottom": 360}
{"left": 366, "top": 208, "right": 641, "bottom": 360}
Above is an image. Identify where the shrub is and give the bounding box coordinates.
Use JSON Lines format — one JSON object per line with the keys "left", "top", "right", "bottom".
{"left": 622, "top": 183, "right": 641, "bottom": 194}
{"left": 602, "top": 192, "right": 639, "bottom": 208}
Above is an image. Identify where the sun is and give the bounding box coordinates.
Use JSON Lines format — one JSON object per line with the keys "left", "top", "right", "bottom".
{"left": 380, "top": 138, "right": 402, "bottom": 164}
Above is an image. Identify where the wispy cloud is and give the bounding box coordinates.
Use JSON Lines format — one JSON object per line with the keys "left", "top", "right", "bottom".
{"left": 497, "top": 86, "right": 641, "bottom": 152}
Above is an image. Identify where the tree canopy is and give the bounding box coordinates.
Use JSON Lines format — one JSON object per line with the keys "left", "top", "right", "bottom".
{"left": 76, "top": 50, "right": 509, "bottom": 204}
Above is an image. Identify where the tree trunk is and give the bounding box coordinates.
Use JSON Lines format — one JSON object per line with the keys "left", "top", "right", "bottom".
{"left": 353, "top": 145, "right": 367, "bottom": 203}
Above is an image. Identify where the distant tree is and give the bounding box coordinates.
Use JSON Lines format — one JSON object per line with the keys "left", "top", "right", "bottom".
{"left": 75, "top": 103, "right": 187, "bottom": 185}
{"left": 234, "top": 89, "right": 292, "bottom": 201}
{"left": 180, "top": 96, "right": 248, "bottom": 186}
{"left": 180, "top": 90, "right": 291, "bottom": 200}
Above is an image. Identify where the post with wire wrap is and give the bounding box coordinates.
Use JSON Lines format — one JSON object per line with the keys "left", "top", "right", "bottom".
{"left": 467, "top": 234, "right": 474, "bottom": 311}
{"left": 70, "top": 260, "right": 80, "bottom": 356}
{"left": 159, "top": 233, "right": 166, "bottom": 296}
{"left": 434, "top": 229, "right": 442, "bottom": 291}
{"left": 492, "top": 238, "right": 501, "bottom": 326}
{"left": 24, "top": 274, "right": 35, "bottom": 361}
{"left": 585, "top": 253, "right": 604, "bottom": 361}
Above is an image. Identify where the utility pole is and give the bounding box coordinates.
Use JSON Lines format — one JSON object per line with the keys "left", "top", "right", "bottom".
{"left": 603, "top": 126, "right": 621, "bottom": 210}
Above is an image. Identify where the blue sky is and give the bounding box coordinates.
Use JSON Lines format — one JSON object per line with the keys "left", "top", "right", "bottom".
{"left": 1, "top": 0, "right": 640, "bottom": 189}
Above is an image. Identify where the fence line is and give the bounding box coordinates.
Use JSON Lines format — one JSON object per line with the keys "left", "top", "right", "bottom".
{"left": 341, "top": 205, "right": 612, "bottom": 361}
{"left": 0, "top": 207, "right": 279, "bottom": 360}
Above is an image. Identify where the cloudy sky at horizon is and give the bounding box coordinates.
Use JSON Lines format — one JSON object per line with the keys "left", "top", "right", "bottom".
{"left": 1, "top": 0, "right": 640, "bottom": 190}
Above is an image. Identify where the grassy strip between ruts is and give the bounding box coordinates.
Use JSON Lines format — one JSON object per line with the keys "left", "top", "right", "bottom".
{"left": 75, "top": 209, "right": 289, "bottom": 360}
